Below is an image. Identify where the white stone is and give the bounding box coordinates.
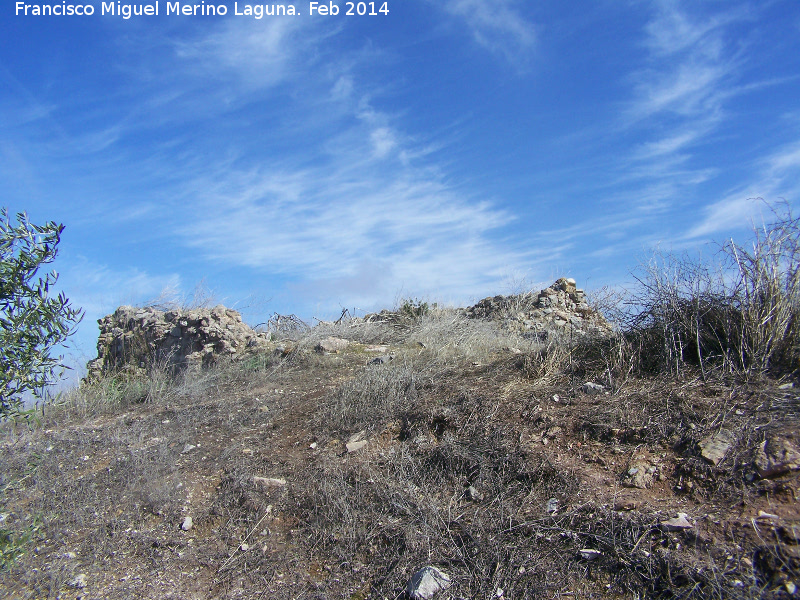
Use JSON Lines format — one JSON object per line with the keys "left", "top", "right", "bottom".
{"left": 346, "top": 440, "right": 368, "bottom": 453}
{"left": 406, "top": 566, "right": 452, "bottom": 600}
{"left": 660, "top": 513, "right": 693, "bottom": 531}
{"left": 582, "top": 382, "right": 605, "bottom": 395}
{"left": 315, "top": 337, "right": 350, "bottom": 353}
{"left": 181, "top": 516, "right": 193, "bottom": 531}
{"left": 253, "top": 476, "right": 287, "bottom": 488}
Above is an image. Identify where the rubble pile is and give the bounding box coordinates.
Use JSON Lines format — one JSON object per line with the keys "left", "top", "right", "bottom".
{"left": 466, "top": 278, "right": 611, "bottom": 336}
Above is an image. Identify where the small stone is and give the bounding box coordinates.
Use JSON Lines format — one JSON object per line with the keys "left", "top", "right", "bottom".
{"left": 699, "top": 430, "right": 733, "bottom": 466}
{"left": 465, "top": 486, "right": 483, "bottom": 501}
{"left": 582, "top": 382, "right": 604, "bottom": 395}
{"left": 240, "top": 543, "right": 250, "bottom": 552}
{"left": 755, "top": 434, "right": 800, "bottom": 479}
{"left": 253, "top": 476, "right": 287, "bottom": 488}
{"left": 785, "top": 581, "right": 796, "bottom": 595}
{"left": 546, "top": 498, "right": 559, "bottom": 514}
{"left": 779, "top": 383, "right": 794, "bottom": 390}
{"left": 660, "top": 513, "right": 693, "bottom": 531}
{"left": 64, "top": 551, "right": 77, "bottom": 559}
{"left": 756, "top": 510, "right": 779, "bottom": 520}
{"left": 368, "top": 354, "right": 394, "bottom": 365}
{"left": 181, "top": 516, "right": 193, "bottom": 531}
{"left": 552, "top": 394, "right": 560, "bottom": 402}
{"left": 406, "top": 566, "right": 452, "bottom": 600}
{"left": 579, "top": 548, "right": 601, "bottom": 561}
{"left": 623, "top": 457, "right": 654, "bottom": 489}
{"left": 346, "top": 440, "right": 368, "bottom": 453}
{"left": 309, "top": 442, "right": 318, "bottom": 449}
{"left": 70, "top": 574, "right": 87, "bottom": 589}
{"left": 495, "top": 588, "right": 504, "bottom": 598}
{"left": 315, "top": 337, "right": 350, "bottom": 353}
{"left": 181, "top": 444, "right": 197, "bottom": 454}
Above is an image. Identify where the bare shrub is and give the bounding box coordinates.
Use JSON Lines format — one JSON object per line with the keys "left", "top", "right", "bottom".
{"left": 615, "top": 206, "right": 800, "bottom": 379}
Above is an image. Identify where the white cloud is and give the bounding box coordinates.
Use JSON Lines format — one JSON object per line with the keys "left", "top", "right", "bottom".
{"left": 173, "top": 16, "right": 319, "bottom": 90}
{"left": 687, "top": 142, "right": 800, "bottom": 238}
{"left": 370, "top": 127, "right": 397, "bottom": 158}
{"left": 439, "top": 0, "right": 536, "bottom": 64}
{"left": 625, "top": 2, "right": 745, "bottom": 126}
{"left": 643, "top": 0, "right": 742, "bottom": 57}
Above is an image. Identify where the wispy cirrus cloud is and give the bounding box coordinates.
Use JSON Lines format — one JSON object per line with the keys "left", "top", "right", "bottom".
{"left": 688, "top": 141, "right": 800, "bottom": 238}
{"left": 439, "top": 0, "right": 536, "bottom": 65}
{"left": 598, "top": 1, "right": 751, "bottom": 237}
{"left": 173, "top": 147, "right": 527, "bottom": 306}
{"left": 627, "top": 2, "right": 742, "bottom": 128}
{"left": 173, "top": 15, "right": 328, "bottom": 90}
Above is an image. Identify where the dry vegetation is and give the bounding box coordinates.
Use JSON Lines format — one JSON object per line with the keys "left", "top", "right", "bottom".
{"left": 2, "top": 212, "right": 800, "bottom": 599}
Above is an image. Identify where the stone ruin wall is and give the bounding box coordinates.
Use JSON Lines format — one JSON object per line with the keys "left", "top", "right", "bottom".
{"left": 85, "top": 305, "right": 271, "bottom": 380}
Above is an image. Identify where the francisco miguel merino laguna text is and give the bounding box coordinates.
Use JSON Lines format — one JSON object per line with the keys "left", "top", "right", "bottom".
{"left": 15, "top": 2, "right": 305, "bottom": 18}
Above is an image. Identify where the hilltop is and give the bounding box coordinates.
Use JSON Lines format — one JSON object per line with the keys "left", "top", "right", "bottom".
{"left": 1, "top": 278, "right": 799, "bottom": 599}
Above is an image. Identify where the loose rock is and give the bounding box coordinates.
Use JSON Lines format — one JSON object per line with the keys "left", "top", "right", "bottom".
{"left": 253, "top": 476, "right": 287, "bottom": 489}
{"left": 754, "top": 433, "right": 800, "bottom": 479}
{"left": 465, "top": 486, "right": 483, "bottom": 501}
{"left": 622, "top": 457, "right": 654, "bottom": 489}
{"left": 406, "top": 566, "right": 452, "bottom": 600}
{"left": 315, "top": 337, "right": 350, "bottom": 353}
{"left": 546, "top": 498, "right": 559, "bottom": 514}
{"left": 660, "top": 513, "right": 693, "bottom": 532}
{"left": 368, "top": 354, "right": 394, "bottom": 365}
{"left": 699, "top": 430, "right": 733, "bottom": 466}
{"left": 181, "top": 516, "right": 193, "bottom": 531}
{"left": 346, "top": 440, "right": 368, "bottom": 453}
{"left": 579, "top": 548, "right": 602, "bottom": 561}
{"left": 582, "top": 382, "right": 605, "bottom": 395}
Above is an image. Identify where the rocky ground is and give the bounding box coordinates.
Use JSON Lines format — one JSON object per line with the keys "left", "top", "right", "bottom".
{"left": 1, "top": 287, "right": 799, "bottom": 599}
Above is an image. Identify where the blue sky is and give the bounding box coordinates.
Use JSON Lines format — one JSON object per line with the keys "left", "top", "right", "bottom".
{"left": 2, "top": 0, "right": 800, "bottom": 365}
